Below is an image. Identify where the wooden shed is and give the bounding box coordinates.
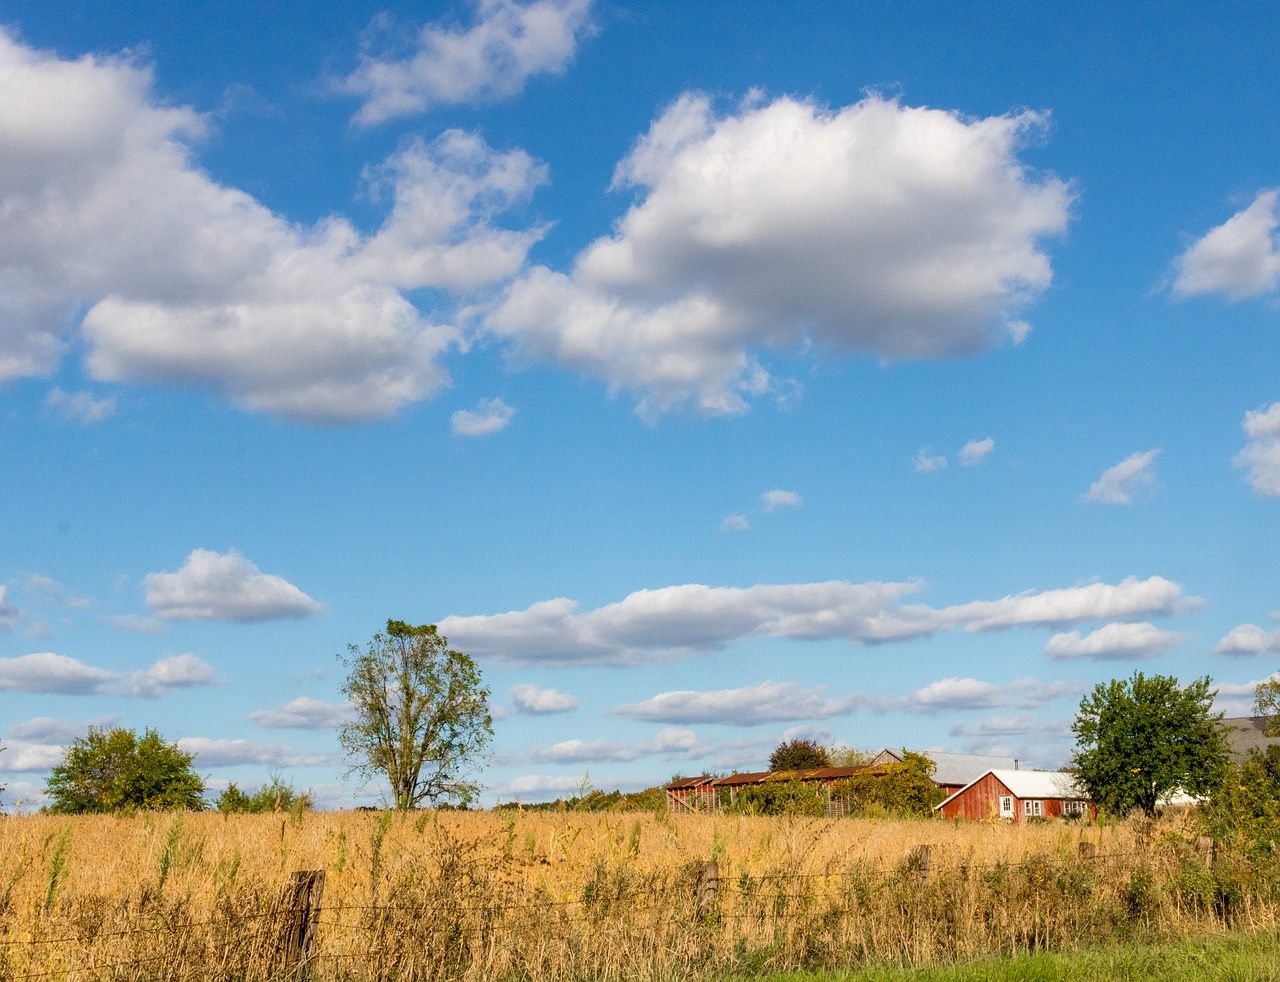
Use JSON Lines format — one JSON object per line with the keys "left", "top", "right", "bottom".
{"left": 663, "top": 766, "right": 871, "bottom": 812}
{"left": 935, "top": 768, "right": 1093, "bottom": 823}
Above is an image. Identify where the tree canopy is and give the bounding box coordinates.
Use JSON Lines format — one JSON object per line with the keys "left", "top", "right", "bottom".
{"left": 1254, "top": 673, "right": 1280, "bottom": 736}
{"left": 768, "top": 738, "right": 831, "bottom": 771}
{"left": 45, "top": 726, "right": 205, "bottom": 813}
{"left": 1071, "top": 671, "right": 1228, "bottom": 818}
{"left": 339, "top": 619, "right": 493, "bottom": 810}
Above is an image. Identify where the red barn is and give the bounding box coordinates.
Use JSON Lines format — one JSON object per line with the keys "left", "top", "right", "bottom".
{"left": 936, "top": 769, "right": 1093, "bottom": 822}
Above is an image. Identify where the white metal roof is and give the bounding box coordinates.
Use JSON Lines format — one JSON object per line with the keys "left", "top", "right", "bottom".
{"left": 878, "top": 749, "right": 1021, "bottom": 788}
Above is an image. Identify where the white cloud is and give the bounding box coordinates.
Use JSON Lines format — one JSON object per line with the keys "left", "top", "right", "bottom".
{"left": 720, "top": 513, "right": 750, "bottom": 532}
{"left": 906, "top": 677, "right": 1081, "bottom": 712}
{"left": 947, "top": 714, "right": 1069, "bottom": 740}
{"left": 23, "top": 574, "right": 92, "bottom": 609}
{"left": 488, "top": 773, "right": 590, "bottom": 799}
{"left": 0, "top": 32, "right": 547, "bottom": 421}
{"left": 1085, "top": 449, "right": 1160, "bottom": 504}
{"left": 914, "top": 449, "right": 947, "bottom": 473}
{"left": 144, "top": 549, "right": 324, "bottom": 622}
{"left": 1215, "top": 624, "right": 1280, "bottom": 657}
{"left": 1235, "top": 402, "right": 1280, "bottom": 496}
{"left": 43, "top": 387, "right": 116, "bottom": 424}
{"left": 120, "top": 653, "right": 222, "bottom": 698}
{"left": 510, "top": 683, "right": 579, "bottom": 714}
{"left": 341, "top": 0, "right": 595, "bottom": 126}
{"left": 525, "top": 727, "right": 705, "bottom": 764}
{"left": 1215, "top": 674, "right": 1279, "bottom": 717}
{"left": 611, "top": 680, "right": 857, "bottom": 726}
{"left": 959, "top": 437, "right": 995, "bottom": 466}
{"left": 249, "top": 696, "right": 353, "bottom": 729}
{"left": 486, "top": 93, "right": 1071, "bottom": 417}
{"left": 944, "top": 575, "right": 1191, "bottom": 632}
{"left": 0, "top": 652, "right": 115, "bottom": 694}
{"left": 7, "top": 715, "right": 118, "bottom": 743}
{"left": 1172, "top": 190, "right": 1280, "bottom": 300}
{"left": 440, "top": 575, "right": 1194, "bottom": 665}
{"left": 451, "top": 396, "right": 516, "bottom": 436}
{"left": 176, "top": 737, "right": 332, "bottom": 767}
{"left": 761, "top": 489, "right": 801, "bottom": 511}
{"left": 0, "top": 586, "right": 19, "bottom": 629}
{"left": 0, "top": 740, "right": 67, "bottom": 772}
{"left": 1045, "top": 621, "right": 1181, "bottom": 661}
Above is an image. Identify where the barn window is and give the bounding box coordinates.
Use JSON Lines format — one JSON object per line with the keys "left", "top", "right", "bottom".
{"left": 1023, "top": 799, "right": 1042, "bottom": 817}
{"left": 999, "top": 796, "right": 1013, "bottom": 818}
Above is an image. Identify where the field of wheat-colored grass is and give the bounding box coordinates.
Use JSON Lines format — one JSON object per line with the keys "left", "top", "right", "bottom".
{"left": 1, "top": 808, "right": 1276, "bottom": 980}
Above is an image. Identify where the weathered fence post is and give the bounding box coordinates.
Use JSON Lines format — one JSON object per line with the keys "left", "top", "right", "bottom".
{"left": 909, "top": 845, "right": 932, "bottom": 882}
{"left": 281, "top": 869, "right": 326, "bottom": 979}
{"left": 696, "top": 860, "right": 719, "bottom": 917}
{"left": 1078, "top": 841, "right": 1097, "bottom": 861}
{"left": 1197, "top": 836, "right": 1215, "bottom": 867}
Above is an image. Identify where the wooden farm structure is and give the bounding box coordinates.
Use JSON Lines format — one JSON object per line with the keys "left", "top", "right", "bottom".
{"left": 935, "top": 768, "right": 1094, "bottom": 823}
{"left": 663, "top": 766, "right": 872, "bottom": 814}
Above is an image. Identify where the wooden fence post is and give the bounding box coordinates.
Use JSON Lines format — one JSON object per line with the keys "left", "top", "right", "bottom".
{"left": 1197, "top": 836, "right": 1215, "bottom": 867}
{"left": 696, "top": 860, "right": 719, "bottom": 917}
{"left": 909, "top": 845, "right": 931, "bottom": 882}
{"left": 1078, "top": 841, "right": 1097, "bottom": 861}
{"left": 281, "top": 869, "right": 326, "bottom": 979}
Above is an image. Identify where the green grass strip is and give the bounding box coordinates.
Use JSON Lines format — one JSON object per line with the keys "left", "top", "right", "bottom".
{"left": 754, "top": 930, "right": 1280, "bottom": 982}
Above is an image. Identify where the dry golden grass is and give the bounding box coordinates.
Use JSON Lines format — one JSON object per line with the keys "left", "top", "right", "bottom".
{"left": 0, "top": 808, "right": 1274, "bottom": 980}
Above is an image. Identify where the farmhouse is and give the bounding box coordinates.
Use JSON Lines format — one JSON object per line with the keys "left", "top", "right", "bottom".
{"left": 935, "top": 768, "right": 1093, "bottom": 822}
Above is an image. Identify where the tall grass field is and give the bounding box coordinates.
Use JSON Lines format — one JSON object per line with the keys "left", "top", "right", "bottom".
{"left": 1, "top": 808, "right": 1276, "bottom": 980}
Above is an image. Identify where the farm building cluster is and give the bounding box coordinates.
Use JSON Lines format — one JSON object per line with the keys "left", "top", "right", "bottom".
{"left": 663, "top": 718, "right": 1280, "bottom": 822}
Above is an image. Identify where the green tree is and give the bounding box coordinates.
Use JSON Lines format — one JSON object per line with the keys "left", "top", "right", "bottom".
{"left": 825, "top": 743, "right": 874, "bottom": 767}
{"left": 45, "top": 726, "right": 205, "bottom": 813}
{"left": 1253, "top": 674, "right": 1280, "bottom": 735}
{"left": 339, "top": 619, "right": 493, "bottom": 810}
{"left": 768, "top": 738, "right": 831, "bottom": 771}
{"left": 215, "top": 773, "right": 313, "bottom": 813}
{"left": 1072, "top": 672, "right": 1228, "bottom": 818}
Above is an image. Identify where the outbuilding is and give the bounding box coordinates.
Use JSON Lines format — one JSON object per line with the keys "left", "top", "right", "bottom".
{"left": 935, "top": 768, "right": 1093, "bottom": 822}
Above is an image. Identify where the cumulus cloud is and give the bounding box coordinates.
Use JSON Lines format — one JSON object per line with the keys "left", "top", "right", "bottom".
{"left": 1045, "top": 622, "right": 1181, "bottom": 661}
{"left": 0, "top": 652, "right": 116, "bottom": 694}
{"left": 947, "top": 714, "right": 1069, "bottom": 740}
{"left": 0, "top": 31, "right": 546, "bottom": 421}
{"left": 1084, "top": 449, "right": 1160, "bottom": 504}
{"left": 7, "top": 715, "right": 118, "bottom": 743}
{"left": 612, "top": 680, "right": 859, "bottom": 726}
{"left": 959, "top": 437, "right": 995, "bottom": 466}
{"left": 176, "top": 737, "right": 332, "bottom": 767}
{"left": 341, "top": 0, "right": 595, "bottom": 126}
{"left": 451, "top": 396, "right": 516, "bottom": 436}
{"left": 524, "top": 727, "right": 706, "bottom": 764}
{"left": 914, "top": 449, "right": 947, "bottom": 473}
{"left": 907, "top": 677, "right": 1082, "bottom": 712}
{"left": 43, "top": 387, "right": 116, "bottom": 424}
{"left": 249, "top": 697, "right": 353, "bottom": 729}
{"left": 120, "top": 653, "right": 222, "bottom": 698}
{"left": 0, "top": 586, "right": 19, "bottom": 629}
{"left": 510, "top": 683, "right": 579, "bottom": 714}
{"left": 1215, "top": 624, "right": 1280, "bottom": 657}
{"left": 485, "top": 93, "right": 1071, "bottom": 416}
{"left": 720, "top": 513, "right": 750, "bottom": 532}
{"left": 761, "top": 489, "right": 801, "bottom": 511}
{"left": 1235, "top": 402, "right": 1280, "bottom": 496}
{"left": 144, "top": 549, "right": 324, "bottom": 622}
{"left": 1172, "top": 190, "right": 1280, "bottom": 300}
{"left": 440, "top": 575, "right": 1193, "bottom": 665}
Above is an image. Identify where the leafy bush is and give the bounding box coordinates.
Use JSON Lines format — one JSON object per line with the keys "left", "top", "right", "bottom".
{"left": 215, "top": 774, "right": 312, "bottom": 814}
{"left": 723, "top": 777, "right": 825, "bottom": 816}
{"left": 830, "top": 752, "right": 943, "bottom": 816}
{"left": 46, "top": 726, "right": 204, "bottom": 813}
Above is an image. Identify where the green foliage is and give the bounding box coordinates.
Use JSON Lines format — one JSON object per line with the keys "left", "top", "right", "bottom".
{"left": 768, "top": 739, "right": 831, "bottom": 771}
{"left": 215, "top": 774, "right": 313, "bottom": 814}
{"left": 825, "top": 743, "right": 874, "bottom": 767}
{"left": 1204, "top": 745, "right": 1280, "bottom": 845}
{"left": 830, "top": 752, "right": 944, "bottom": 816}
{"left": 1254, "top": 674, "right": 1280, "bottom": 736}
{"left": 44, "top": 726, "right": 205, "bottom": 814}
{"left": 1072, "top": 671, "right": 1227, "bottom": 818}
{"left": 339, "top": 619, "right": 493, "bottom": 810}
{"left": 724, "top": 777, "right": 826, "bottom": 816}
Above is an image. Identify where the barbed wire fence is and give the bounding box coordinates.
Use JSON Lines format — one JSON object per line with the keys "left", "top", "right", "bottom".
{"left": 0, "top": 835, "right": 1255, "bottom": 981}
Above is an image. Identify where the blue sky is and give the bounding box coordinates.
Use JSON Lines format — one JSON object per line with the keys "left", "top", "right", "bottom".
{"left": 3, "top": 0, "right": 1280, "bottom": 808}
